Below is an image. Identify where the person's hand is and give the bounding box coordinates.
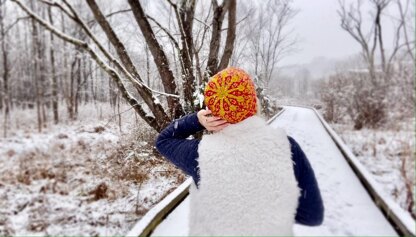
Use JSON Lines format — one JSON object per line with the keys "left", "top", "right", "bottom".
{"left": 197, "top": 109, "right": 229, "bottom": 132}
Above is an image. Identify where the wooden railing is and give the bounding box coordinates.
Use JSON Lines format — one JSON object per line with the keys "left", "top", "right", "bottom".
{"left": 127, "top": 106, "right": 415, "bottom": 237}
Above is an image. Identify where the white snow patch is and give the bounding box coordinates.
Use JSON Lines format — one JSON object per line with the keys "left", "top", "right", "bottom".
{"left": 0, "top": 103, "right": 184, "bottom": 236}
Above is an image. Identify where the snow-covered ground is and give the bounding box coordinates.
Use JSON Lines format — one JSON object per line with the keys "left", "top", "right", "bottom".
{"left": 331, "top": 121, "right": 415, "bottom": 218}
{"left": 0, "top": 103, "right": 183, "bottom": 235}
{"left": 149, "top": 106, "right": 399, "bottom": 236}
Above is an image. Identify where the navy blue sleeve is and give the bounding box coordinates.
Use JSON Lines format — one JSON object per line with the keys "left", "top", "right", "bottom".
{"left": 289, "top": 136, "right": 324, "bottom": 226}
{"left": 156, "top": 116, "right": 324, "bottom": 225}
{"left": 155, "top": 112, "right": 203, "bottom": 183}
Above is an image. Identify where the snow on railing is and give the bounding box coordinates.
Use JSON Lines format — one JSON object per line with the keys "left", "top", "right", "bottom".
{"left": 127, "top": 106, "right": 414, "bottom": 237}
{"left": 126, "top": 178, "right": 192, "bottom": 237}
{"left": 126, "top": 108, "right": 286, "bottom": 237}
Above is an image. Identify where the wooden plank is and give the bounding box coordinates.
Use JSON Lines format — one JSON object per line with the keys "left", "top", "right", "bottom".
{"left": 126, "top": 179, "right": 192, "bottom": 237}
{"left": 127, "top": 109, "right": 287, "bottom": 236}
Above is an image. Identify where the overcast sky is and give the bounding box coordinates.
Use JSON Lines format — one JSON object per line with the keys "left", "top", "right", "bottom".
{"left": 280, "top": 0, "right": 400, "bottom": 66}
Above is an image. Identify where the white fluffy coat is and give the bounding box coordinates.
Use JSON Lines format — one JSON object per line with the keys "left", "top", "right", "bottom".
{"left": 189, "top": 115, "right": 300, "bottom": 236}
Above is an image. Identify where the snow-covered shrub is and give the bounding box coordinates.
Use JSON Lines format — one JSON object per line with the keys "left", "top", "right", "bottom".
{"left": 256, "top": 87, "right": 279, "bottom": 119}
{"left": 319, "top": 71, "right": 388, "bottom": 129}
{"left": 319, "top": 60, "right": 414, "bottom": 130}
{"left": 319, "top": 73, "right": 352, "bottom": 124}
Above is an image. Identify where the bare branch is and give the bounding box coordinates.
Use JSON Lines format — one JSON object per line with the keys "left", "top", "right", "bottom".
{"left": 165, "top": 0, "right": 177, "bottom": 9}
{"left": 86, "top": 8, "right": 132, "bottom": 26}
{"left": 12, "top": 0, "right": 84, "bottom": 45}
{"left": 206, "top": 0, "right": 230, "bottom": 75}
{"left": 396, "top": 0, "right": 415, "bottom": 62}
{"left": 338, "top": 0, "right": 379, "bottom": 80}
{"left": 194, "top": 5, "right": 213, "bottom": 54}
{"left": 1, "top": 16, "right": 30, "bottom": 38}
{"left": 193, "top": 16, "right": 211, "bottom": 28}
{"left": 57, "top": 0, "right": 178, "bottom": 101}
{"left": 147, "top": 14, "right": 180, "bottom": 50}
{"left": 106, "top": 8, "right": 132, "bottom": 18}
{"left": 38, "top": 0, "right": 77, "bottom": 21}
{"left": 218, "top": 0, "right": 236, "bottom": 70}
{"left": 128, "top": 0, "right": 183, "bottom": 118}
{"left": 85, "top": 0, "right": 141, "bottom": 81}
{"left": 10, "top": 0, "right": 162, "bottom": 130}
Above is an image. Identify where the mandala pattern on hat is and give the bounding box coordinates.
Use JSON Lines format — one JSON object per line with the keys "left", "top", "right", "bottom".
{"left": 204, "top": 67, "right": 257, "bottom": 124}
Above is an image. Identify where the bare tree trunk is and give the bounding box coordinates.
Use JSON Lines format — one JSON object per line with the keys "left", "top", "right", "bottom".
{"left": 74, "top": 57, "right": 81, "bottom": 118}
{"left": 83, "top": 58, "right": 90, "bottom": 104}
{"left": 109, "top": 73, "right": 117, "bottom": 108}
{"left": 126, "top": 0, "right": 183, "bottom": 118}
{"left": 40, "top": 7, "right": 47, "bottom": 127}
{"left": 66, "top": 0, "right": 171, "bottom": 129}
{"left": 0, "top": 0, "right": 10, "bottom": 137}
{"left": 30, "top": 0, "right": 42, "bottom": 132}
{"left": 11, "top": 0, "right": 238, "bottom": 132}
{"left": 48, "top": 6, "right": 59, "bottom": 124}
{"left": 68, "top": 57, "right": 76, "bottom": 120}
{"left": 145, "top": 44, "right": 150, "bottom": 86}
{"left": 206, "top": 0, "right": 229, "bottom": 76}
{"left": 375, "top": 6, "right": 386, "bottom": 74}
{"left": 0, "top": 65, "right": 2, "bottom": 112}
{"left": 60, "top": 10, "right": 67, "bottom": 110}
{"left": 74, "top": 56, "right": 88, "bottom": 118}
{"left": 90, "top": 60, "right": 97, "bottom": 102}
{"left": 0, "top": 33, "right": 2, "bottom": 112}
{"left": 218, "top": 0, "right": 236, "bottom": 71}
{"left": 23, "top": 15, "right": 31, "bottom": 111}
{"left": 176, "top": 0, "right": 197, "bottom": 111}
{"left": 117, "top": 94, "right": 122, "bottom": 133}
{"left": 107, "top": 41, "right": 116, "bottom": 109}
{"left": 396, "top": 0, "right": 414, "bottom": 62}
{"left": 0, "top": 73, "right": 2, "bottom": 112}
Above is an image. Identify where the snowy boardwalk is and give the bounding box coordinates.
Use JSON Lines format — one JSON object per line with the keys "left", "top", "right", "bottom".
{"left": 149, "top": 106, "right": 398, "bottom": 236}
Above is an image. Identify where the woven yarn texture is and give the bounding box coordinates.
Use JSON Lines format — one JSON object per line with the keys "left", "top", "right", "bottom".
{"left": 204, "top": 67, "right": 257, "bottom": 123}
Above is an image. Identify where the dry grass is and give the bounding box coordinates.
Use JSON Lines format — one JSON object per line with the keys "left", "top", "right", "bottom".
{"left": 332, "top": 121, "right": 415, "bottom": 217}
{"left": 397, "top": 141, "right": 415, "bottom": 218}
{"left": 0, "top": 103, "right": 185, "bottom": 235}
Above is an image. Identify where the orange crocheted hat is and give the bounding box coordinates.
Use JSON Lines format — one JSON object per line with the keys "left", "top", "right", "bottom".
{"left": 204, "top": 67, "right": 257, "bottom": 124}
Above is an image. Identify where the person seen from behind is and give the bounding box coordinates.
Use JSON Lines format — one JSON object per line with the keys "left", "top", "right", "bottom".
{"left": 156, "top": 67, "right": 324, "bottom": 236}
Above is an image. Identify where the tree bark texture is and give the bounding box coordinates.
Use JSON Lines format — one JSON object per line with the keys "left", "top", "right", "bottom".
{"left": 206, "top": 0, "right": 229, "bottom": 76}
{"left": 48, "top": 6, "right": 59, "bottom": 124}
{"left": 0, "top": 0, "right": 10, "bottom": 136}
{"left": 127, "top": 0, "right": 183, "bottom": 118}
{"left": 11, "top": 0, "right": 238, "bottom": 132}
